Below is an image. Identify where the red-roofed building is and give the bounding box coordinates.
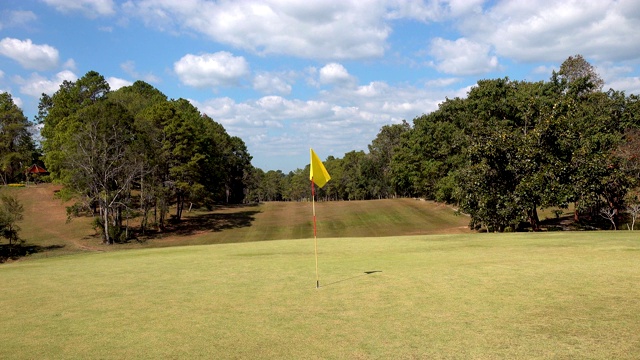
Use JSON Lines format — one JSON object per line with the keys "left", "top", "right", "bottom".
{"left": 27, "top": 164, "right": 48, "bottom": 174}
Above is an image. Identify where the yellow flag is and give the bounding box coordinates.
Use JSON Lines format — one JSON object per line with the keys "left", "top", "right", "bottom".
{"left": 310, "top": 148, "right": 331, "bottom": 188}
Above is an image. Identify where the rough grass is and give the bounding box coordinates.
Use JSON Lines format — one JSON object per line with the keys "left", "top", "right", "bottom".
{"left": 0, "top": 184, "right": 95, "bottom": 255}
{"left": 1, "top": 231, "right": 639, "bottom": 359}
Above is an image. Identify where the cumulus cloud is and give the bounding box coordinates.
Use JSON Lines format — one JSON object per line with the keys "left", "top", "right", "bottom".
{"left": 124, "top": 0, "right": 390, "bottom": 60}
{"left": 253, "top": 72, "right": 294, "bottom": 95}
{"left": 0, "top": 38, "right": 59, "bottom": 71}
{"left": 12, "top": 95, "right": 23, "bottom": 109}
{"left": 63, "top": 58, "right": 77, "bottom": 71}
{"left": 191, "top": 79, "right": 466, "bottom": 170}
{"left": 319, "top": 63, "right": 355, "bottom": 86}
{"left": 107, "top": 77, "right": 133, "bottom": 90}
{"left": 121, "top": 60, "right": 160, "bottom": 83}
{"left": 456, "top": 0, "right": 640, "bottom": 63}
{"left": 386, "top": 0, "right": 443, "bottom": 21}
{"left": 174, "top": 52, "right": 249, "bottom": 88}
{"left": 0, "top": 10, "right": 37, "bottom": 30}
{"left": 607, "top": 76, "right": 640, "bottom": 95}
{"left": 15, "top": 70, "right": 78, "bottom": 97}
{"left": 429, "top": 37, "right": 499, "bottom": 75}
{"left": 445, "top": 0, "right": 485, "bottom": 17}
{"left": 42, "top": 0, "right": 116, "bottom": 17}
{"left": 425, "top": 77, "right": 461, "bottom": 87}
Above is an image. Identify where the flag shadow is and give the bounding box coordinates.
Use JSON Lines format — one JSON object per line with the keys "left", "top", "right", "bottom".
{"left": 320, "top": 270, "right": 382, "bottom": 288}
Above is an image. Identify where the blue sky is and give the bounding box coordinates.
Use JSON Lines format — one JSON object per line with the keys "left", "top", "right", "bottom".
{"left": 1, "top": 0, "right": 640, "bottom": 172}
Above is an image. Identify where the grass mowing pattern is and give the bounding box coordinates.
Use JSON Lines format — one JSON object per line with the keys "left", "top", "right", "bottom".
{"left": 206, "top": 199, "right": 469, "bottom": 243}
{"left": 4, "top": 184, "right": 470, "bottom": 256}
{"left": 2, "top": 231, "right": 639, "bottom": 359}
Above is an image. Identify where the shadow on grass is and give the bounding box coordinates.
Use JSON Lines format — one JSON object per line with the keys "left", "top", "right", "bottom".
{"left": 172, "top": 210, "right": 260, "bottom": 236}
{"left": 137, "top": 204, "right": 261, "bottom": 241}
{"left": 320, "top": 270, "right": 382, "bottom": 288}
{"left": 0, "top": 243, "right": 66, "bottom": 263}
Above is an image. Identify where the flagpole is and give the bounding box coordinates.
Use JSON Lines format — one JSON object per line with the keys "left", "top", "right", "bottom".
{"left": 312, "top": 178, "right": 320, "bottom": 288}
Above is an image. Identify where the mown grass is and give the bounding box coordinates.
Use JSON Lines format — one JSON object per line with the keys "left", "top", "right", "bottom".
{"left": 2, "top": 231, "right": 639, "bottom": 359}
{"left": 1, "top": 184, "right": 470, "bottom": 258}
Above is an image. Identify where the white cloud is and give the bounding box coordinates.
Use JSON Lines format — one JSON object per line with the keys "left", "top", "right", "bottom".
{"left": 606, "top": 77, "right": 640, "bottom": 95}
{"left": 456, "top": 0, "right": 640, "bottom": 63}
{"left": 429, "top": 37, "right": 499, "bottom": 75}
{"left": 0, "top": 38, "right": 59, "bottom": 71}
{"left": 107, "top": 77, "right": 133, "bottom": 91}
{"left": 174, "top": 52, "right": 249, "bottom": 88}
{"left": 425, "top": 77, "right": 461, "bottom": 87}
{"left": 63, "top": 59, "right": 77, "bottom": 71}
{"left": 319, "top": 63, "right": 355, "bottom": 85}
{"left": 253, "top": 72, "right": 294, "bottom": 95}
{"left": 386, "top": 0, "right": 443, "bottom": 21}
{"left": 121, "top": 60, "right": 160, "bottom": 83}
{"left": 445, "top": 0, "right": 484, "bottom": 17}
{"left": 124, "top": 0, "right": 390, "bottom": 60}
{"left": 598, "top": 62, "right": 640, "bottom": 94}
{"left": 532, "top": 65, "right": 555, "bottom": 75}
{"left": 191, "top": 79, "right": 469, "bottom": 170}
{"left": 43, "top": 0, "right": 116, "bottom": 17}
{"left": 355, "top": 81, "right": 389, "bottom": 97}
{"left": 13, "top": 96, "right": 23, "bottom": 109}
{"left": 0, "top": 10, "right": 37, "bottom": 30}
{"left": 15, "top": 70, "right": 78, "bottom": 97}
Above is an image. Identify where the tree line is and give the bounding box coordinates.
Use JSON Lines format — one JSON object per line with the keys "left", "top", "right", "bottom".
{"left": 1, "top": 55, "right": 639, "bottom": 243}
{"left": 245, "top": 56, "right": 640, "bottom": 232}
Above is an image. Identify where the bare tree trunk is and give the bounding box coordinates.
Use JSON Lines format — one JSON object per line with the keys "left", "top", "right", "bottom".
{"left": 528, "top": 205, "right": 540, "bottom": 231}
{"left": 103, "top": 199, "right": 110, "bottom": 244}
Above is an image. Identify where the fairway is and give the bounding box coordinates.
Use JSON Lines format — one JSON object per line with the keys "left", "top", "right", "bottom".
{"left": 2, "top": 184, "right": 471, "bottom": 257}
{"left": 2, "top": 231, "right": 639, "bottom": 359}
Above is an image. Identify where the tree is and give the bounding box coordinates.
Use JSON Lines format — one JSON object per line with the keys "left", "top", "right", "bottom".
{"left": 368, "top": 121, "right": 410, "bottom": 198}
{"left": 557, "top": 54, "right": 604, "bottom": 95}
{"left": 63, "top": 100, "right": 137, "bottom": 244}
{"left": 341, "top": 150, "right": 367, "bottom": 200}
{"left": 40, "top": 71, "right": 111, "bottom": 182}
{"left": 108, "top": 81, "right": 169, "bottom": 233}
{"left": 599, "top": 206, "right": 617, "bottom": 230}
{"left": 0, "top": 194, "right": 24, "bottom": 246}
{"left": 0, "top": 93, "right": 35, "bottom": 185}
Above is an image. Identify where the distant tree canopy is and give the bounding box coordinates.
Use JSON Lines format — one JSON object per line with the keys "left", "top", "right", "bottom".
{"left": 0, "top": 92, "right": 37, "bottom": 185}
{"left": 38, "top": 72, "right": 253, "bottom": 243}
{"left": 246, "top": 55, "right": 640, "bottom": 232}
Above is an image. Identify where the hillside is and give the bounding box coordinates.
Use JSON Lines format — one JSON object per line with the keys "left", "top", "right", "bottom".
{"left": 1, "top": 184, "right": 471, "bottom": 260}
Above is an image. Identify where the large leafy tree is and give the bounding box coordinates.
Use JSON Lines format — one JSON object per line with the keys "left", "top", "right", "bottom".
{"left": 39, "top": 71, "right": 111, "bottom": 182}
{"left": 40, "top": 71, "right": 255, "bottom": 241}
{"left": 368, "top": 121, "right": 410, "bottom": 198}
{"left": 107, "top": 81, "right": 168, "bottom": 232}
{"left": 62, "top": 100, "right": 137, "bottom": 244}
{"left": 0, "top": 93, "right": 35, "bottom": 185}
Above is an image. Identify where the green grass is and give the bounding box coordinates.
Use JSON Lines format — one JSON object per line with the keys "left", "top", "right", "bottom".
{"left": 2, "top": 231, "right": 639, "bottom": 359}
{"left": 1, "top": 184, "right": 471, "bottom": 258}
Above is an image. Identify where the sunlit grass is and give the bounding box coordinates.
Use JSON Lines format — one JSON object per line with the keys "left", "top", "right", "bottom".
{"left": 2, "top": 184, "right": 471, "bottom": 257}
{"left": 2, "top": 231, "right": 639, "bottom": 359}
